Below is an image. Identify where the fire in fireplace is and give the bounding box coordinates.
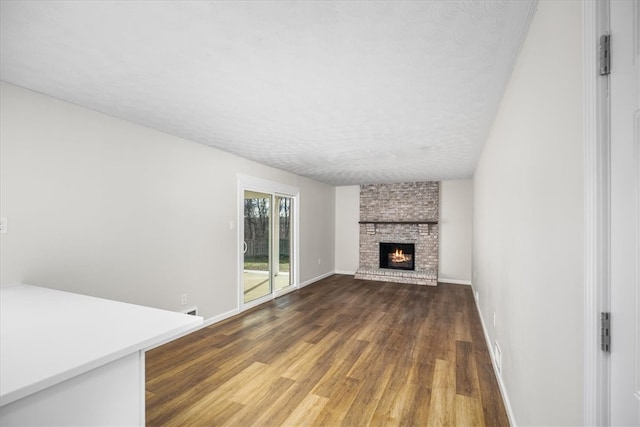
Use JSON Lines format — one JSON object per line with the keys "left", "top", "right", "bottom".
{"left": 379, "top": 242, "right": 415, "bottom": 271}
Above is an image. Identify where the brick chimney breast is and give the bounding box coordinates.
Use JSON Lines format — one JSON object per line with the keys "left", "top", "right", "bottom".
{"left": 355, "top": 181, "right": 439, "bottom": 286}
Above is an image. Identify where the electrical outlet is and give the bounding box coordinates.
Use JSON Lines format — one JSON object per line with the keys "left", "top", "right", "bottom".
{"left": 474, "top": 290, "right": 479, "bottom": 302}
{"left": 0, "top": 217, "right": 7, "bottom": 234}
{"left": 493, "top": 311, "right": 496, "bottom": 327}
{"left": 181, "top": 294, "right": 188, "bottom": 306}
{"left": 317, "top": 258, "right": 322, "bottom": 265}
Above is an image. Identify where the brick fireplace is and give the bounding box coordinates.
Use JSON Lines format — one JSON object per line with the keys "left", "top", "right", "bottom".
{"left": 354, "top": 181, "right": 439, "bottom": 286}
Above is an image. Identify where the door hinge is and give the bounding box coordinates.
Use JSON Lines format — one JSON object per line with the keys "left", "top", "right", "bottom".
{"left": 601, "top": 312, "right": 611, "bottom": 352}
{"left": 599, "top": 34, "right": 610, "bottom": 75}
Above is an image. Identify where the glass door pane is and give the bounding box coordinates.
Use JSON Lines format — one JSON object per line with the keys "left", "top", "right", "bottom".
{"left": 243, "top": 191, "right": 272, "bottom": 303}
{"left": 274, "top": 196, "right": 294, "bottom": 291}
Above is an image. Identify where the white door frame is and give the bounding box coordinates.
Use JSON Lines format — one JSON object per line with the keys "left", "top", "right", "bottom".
{"left": 584, "top": 0, "right": 640, "bottom": 423}
{"left": 237, "top": 174, "right": 300, "bottom": 312}
{"left": 583, "top": 0, "right": 611, "bottom": 425}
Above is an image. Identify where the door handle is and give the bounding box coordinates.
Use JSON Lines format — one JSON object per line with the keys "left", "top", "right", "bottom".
{"left": 243, "top": 241, "right": 248, "bottom": 254}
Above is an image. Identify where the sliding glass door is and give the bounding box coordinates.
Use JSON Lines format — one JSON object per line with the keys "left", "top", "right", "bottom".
{"left": 274, "top": 195, "right": 294, "bottom": 291}
{"left": 243, "top": 191, "right": 272, "bottom": 304}
{"left": 241, "top": 188, "right": 297, "bottom": 307}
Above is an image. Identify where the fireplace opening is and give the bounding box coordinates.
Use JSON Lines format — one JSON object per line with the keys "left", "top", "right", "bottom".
{"left": 379, "top": 242, "right": 415, "bottom": 271}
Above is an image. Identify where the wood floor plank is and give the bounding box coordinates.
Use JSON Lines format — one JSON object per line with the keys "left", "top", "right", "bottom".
{"left": 311, "top": 338, "right": 369, "bottom": 398}
{"left": 456, "top": 340, "right": 481, "bottom": 398}
{"left": 454, "top": 394, "right": 486, "bottom": 426}
{"left": 426, "top": 358, "right": 456, "bottom": 426}
{"left": 454, "top": 309, "right": 473, "bottom": 342}
{"left": 311, "top": 376, "right": 363, "bottom": 426}
{"left": 400, "top": 385, "right": 433, "bottom": 426}
{"left": 145, "top": 358, "right": 255, "bottom": 425}
{"left": 222, "top": 377, "right": 296, "bottom": 427}
{"left": 177, "top": 399, "right": 245, "bottom": 427}
{"left": 180, "top": 361, "right": 266, "bottom": 415}
{"left": 146, "top": 276, "right": 509, "bottom": 426}
{"left": 280, "top": 393, "right": 329, "bottom": 426}
{"left": 249, "top": 370, "right": 334, "bottom": 426}
{"left": 280, "top": 330, "right": 341, "bottom": 380}
{"left": 345, "top": 339, "right": 383, "bottom": 381}
{"left": 341, "top": 363, "right": 396, "bottom": 426}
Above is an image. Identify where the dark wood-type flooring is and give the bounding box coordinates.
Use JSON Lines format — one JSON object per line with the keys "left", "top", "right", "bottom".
{"left": 146, "top": 275, "right": 509, "bottom": 426}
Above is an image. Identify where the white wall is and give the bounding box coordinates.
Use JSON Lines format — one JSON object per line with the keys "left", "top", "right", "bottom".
{"left": 472, "top": 1, "right": 583, "bottom": 425}
{"left": 438, "top": 180, "right": 472, "bottom": 284}
{"left": 299, "top": 180, "right": 335, "bottom": 283}
{"left": 0, "top": 82, "right": 336, "bottom": 319}
{"left": 334, "top": 185, "right": 360, "bottom": 274}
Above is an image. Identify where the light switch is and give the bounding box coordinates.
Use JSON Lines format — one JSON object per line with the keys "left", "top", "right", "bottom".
{"left": 0, "top": 217, "right": 7, "bottom": 234}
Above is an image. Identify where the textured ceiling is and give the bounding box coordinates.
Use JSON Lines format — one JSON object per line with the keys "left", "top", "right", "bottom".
{"left": 0, "top": 1, "right": 536, "bottom": 185}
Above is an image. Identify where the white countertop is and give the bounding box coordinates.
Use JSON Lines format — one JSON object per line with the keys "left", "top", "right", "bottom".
{"left": 0, "top": 283, "right": 203, "bottom": 406}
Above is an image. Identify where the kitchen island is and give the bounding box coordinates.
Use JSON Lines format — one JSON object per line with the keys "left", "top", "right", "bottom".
{"left": 0, "top": 283, "right": 202, "bottom": 426}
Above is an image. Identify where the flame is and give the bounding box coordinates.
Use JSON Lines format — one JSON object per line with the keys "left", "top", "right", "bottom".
{"left": 390, "top": 249, "right": 410, "bottom": 263}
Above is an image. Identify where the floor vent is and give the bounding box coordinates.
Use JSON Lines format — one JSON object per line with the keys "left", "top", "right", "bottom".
{"left": 182, "top": 307, "right": 198, "bottom": 316}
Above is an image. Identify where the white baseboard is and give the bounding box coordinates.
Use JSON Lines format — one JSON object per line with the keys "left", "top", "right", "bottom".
{"left": 202, "top": 308, "right": 239, "bottom": 328}
{"left": 299, "top": 271, "right": 334, "bottom": 288}
{"left": 472, "top": 294, "right": 518, "bottom": 426}
{"left": 334, "top": 270, "right": 356, "bottom": 275}
{"left": 437, "top": 278, "right": 472, "bottom": 285}
{"left": 274, "top": 285, "right": 297, "bottom": 298}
